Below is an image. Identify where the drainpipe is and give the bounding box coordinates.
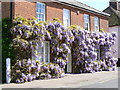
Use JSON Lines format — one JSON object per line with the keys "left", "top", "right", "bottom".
{"left": 10, "top": 0, "right": 12, "bottom": 22}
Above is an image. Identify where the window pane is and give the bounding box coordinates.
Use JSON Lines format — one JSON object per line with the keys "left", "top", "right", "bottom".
{"left": 45, "top": 42, "right": 49, "bottom": 52}
{"left": 38, "top": 47, "right": 44, "bottom": 53}
{"left": 44, "top": 42, "right": 50, "bottom": 63}
{"left": 84, "top": 14, "right": 90, "bottom": 31}
{"left": 84, "top": 14, "right": 89, "bottom": 23}
{"left": 32, "top": 41, "right": 45, "bottom": 62}
{"left": 94, "top": 16, "right": 99, "bottom": 32}
{"left": 37, "top": 3, "right": 39, "bottom": 8}
{"left": 41, "top": 4, "right": 44, "bottom": 9}
{"left": 63, "top": 8, "right": 70, "bottom": 28}
{"left": 42, "top": 14, "right": 45, "bottom": 19}
{"left": 33, "top": 41, "right": 50, "bottom": 63}
{"left": 39, "top": 14, "right": 41, "bottom": 18}
{"left": 41, "top": 9, "right": 44, "bottom": 13}
{"left": 45, "top": 47, "right": 48, "bottom": 53}
{"left": 40, "top": 55, "right": 44, "bottom": 62}
{"left": 45, "top": 42, "right": 48, "bottom": 47}
{"left": 36, "top": 2, "right": 45, "bottom": 21}
{"left": 85, "top": 26, "right": 88, "bottom": 30}
{"left": 45, "top": 54, "right": 48, "bottom": 63}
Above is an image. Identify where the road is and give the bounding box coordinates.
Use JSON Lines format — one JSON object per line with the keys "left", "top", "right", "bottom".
{"left": 0, "top": 68, "right": 119, "bottom": 89}
{"left": 80, "top": 78, "right": 118, "bottom": 88}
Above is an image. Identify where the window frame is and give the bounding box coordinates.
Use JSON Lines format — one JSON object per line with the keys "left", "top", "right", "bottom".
{"left": 94, "top": 16, "right": 100, "bottom": 32}
{"left": 43, "top": 41, "right": 50, "bottom": 64}
{"left": 84, "top": 14, "right": 90, "bottom": 31}
{"left": 32, "top": 41, "right": 50, "bottom": 64}
{"left": 36, "top": 2, "right": 46, "bottom": 21}
{"left": 96, "top": 47, "right": 101, "bottom": 61}
{"left": 63, "top": 8, "right": 70, "bottom": 28}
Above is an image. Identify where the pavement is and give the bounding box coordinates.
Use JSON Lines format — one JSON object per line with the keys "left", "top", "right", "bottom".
{"left": 0, "top": 69, "right": 119, "bottom": 89}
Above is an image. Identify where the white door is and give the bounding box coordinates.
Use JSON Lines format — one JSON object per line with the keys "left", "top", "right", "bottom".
{"left": 67, "top": 50, "right": 72, "bottom": 73}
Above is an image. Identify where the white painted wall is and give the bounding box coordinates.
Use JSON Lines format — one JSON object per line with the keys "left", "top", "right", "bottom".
{"left": 109, "top": 26, "right": 120, "bottom": 58}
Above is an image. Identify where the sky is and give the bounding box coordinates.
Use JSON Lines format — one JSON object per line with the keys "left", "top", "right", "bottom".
{"left": 76, "top": 0, "right": 113, "bottom": 11}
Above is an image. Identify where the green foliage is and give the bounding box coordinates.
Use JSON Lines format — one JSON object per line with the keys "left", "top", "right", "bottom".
{"left": 2, "top": 18, "right": 14, "bottom": 83}
{"left": 68, "top": 25, "right": 78, "bottom": 30}
{"left": 100, "top": 28, "right": 104, "bottom": 32}
{"left": 53, "top": 18, "right": 61, "bottom": 23}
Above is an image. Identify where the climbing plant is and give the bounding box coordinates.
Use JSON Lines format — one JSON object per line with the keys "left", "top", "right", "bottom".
{"left": 10, "top": 17, "right": 117, "bottom": 83}
{"left": 11, "top": 17, "right": 73, "bottom": 83}
{"left": 71, "top": 27, "right": 118, "bottom": 73}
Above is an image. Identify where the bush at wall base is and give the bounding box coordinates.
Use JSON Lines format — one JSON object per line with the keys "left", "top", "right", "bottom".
{"left": 11, "top": 59, "right": 64, "bottom": 83}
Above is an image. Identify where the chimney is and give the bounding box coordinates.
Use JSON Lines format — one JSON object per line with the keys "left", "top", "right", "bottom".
{"left": 109, "top": 0, "right": 119, "bottom": 10}
{"left": 118, "top": 2, "right": 120, "bottom": 11}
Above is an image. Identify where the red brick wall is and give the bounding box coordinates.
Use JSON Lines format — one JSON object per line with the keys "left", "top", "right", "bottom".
{"left": 71, "top": 8, "right": 84, "bottom": 28}
{"left": 46, "top": 2, "right": 109, "bottom": 31}
{"left": 46, "top": 2, "right": 63, "bottom": 22}
{"left": 2, "top": 2, "right": 10, "bottom": 18}
{"left": 14, "top": 1, "right": 36, "bottom": 19}
{"left": 90, "top": 14, "right": 94, "bottom": 32}
{"left": 100, "top": 17, "right": 109, "bottom": 31}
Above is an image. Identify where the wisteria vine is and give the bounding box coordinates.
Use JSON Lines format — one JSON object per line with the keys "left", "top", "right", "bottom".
{"left": 72, "top": 28, "right": 118, "bottom": 73}
{"left": 11, "top": 17, "right": 117, "bottom": 83}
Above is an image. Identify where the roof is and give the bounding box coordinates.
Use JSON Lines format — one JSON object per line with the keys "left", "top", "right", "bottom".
{"left": 51, "top": 0, "right": 110, "bottom": 17}
{"left": 110, "top": 7, "right": 120, "bottom": 19}
{"left": 103, "top": 6, "right": 120, "bottom": 26}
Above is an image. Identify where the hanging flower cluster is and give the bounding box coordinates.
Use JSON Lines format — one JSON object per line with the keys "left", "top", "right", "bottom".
{"left": 71, "top": 27, "right": 118, "bottom": 73}
{"left": 11, "top": 17, "right": 117, "bottom": 83}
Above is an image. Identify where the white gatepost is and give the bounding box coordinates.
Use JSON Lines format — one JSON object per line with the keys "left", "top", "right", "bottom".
{"left": 6, "top": 58, "right": 11, "bottom": 83}
{"left": 67, "top": 49, "right": 72, "bottom": 73}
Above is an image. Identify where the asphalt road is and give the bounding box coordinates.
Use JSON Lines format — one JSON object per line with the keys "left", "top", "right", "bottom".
{"left": 80, "top": 78, "right": 118, "bottom": 88}
{"left": 80, "top": 67, "right": 120, "bottom": 89}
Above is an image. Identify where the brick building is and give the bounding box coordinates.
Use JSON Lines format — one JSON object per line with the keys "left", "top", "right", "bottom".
{"left": 1, "top": 0, "right": 109, "bottom": 32}
{"left": 1, "top": 0, "right": 110, "bottom": 74}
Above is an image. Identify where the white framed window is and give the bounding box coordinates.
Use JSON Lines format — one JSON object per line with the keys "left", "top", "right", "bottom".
{"left": 63, "top": 8, "right": 70, "bottom": 28}
{"left": 94, "top": 16, "right": 100, "bottom": 32}
{"left": 97, "top": 48, "right": 100, "bottom": 61}
{"left": 32, "top": 41, "right": 50, "bottom": 64}
{"left": 36, "top": 2, "right": 46, "bottom": 21}
{"left": 94, "top": 46, "right": 101, "bottom": 61}
{"left": 84, "top": 14, "right": 90, "bottom": 31}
